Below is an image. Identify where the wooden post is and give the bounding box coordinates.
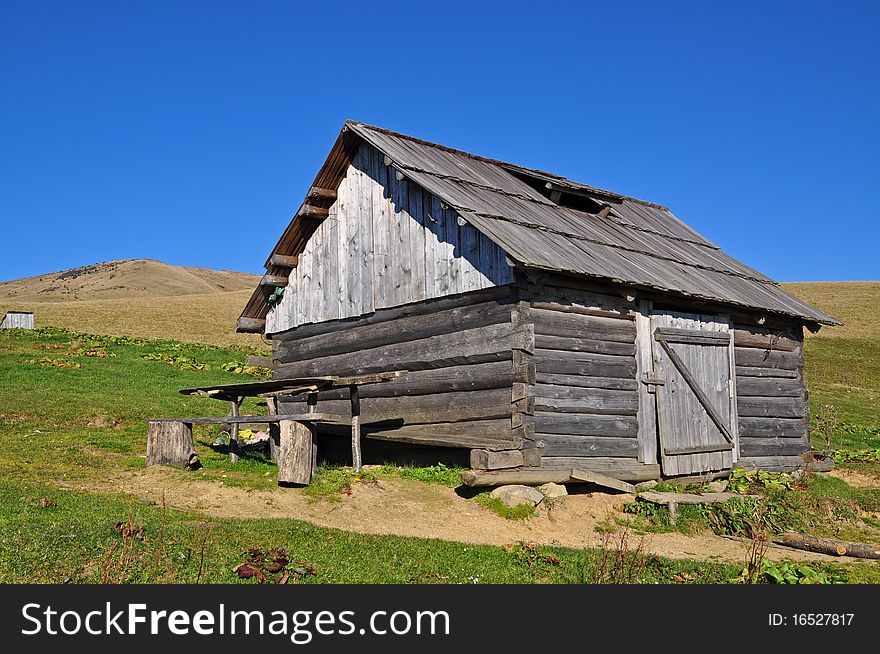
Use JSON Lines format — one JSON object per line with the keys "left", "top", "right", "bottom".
{"left": 266, "top": 396, "right": 278, "bottom": 462}
{"left": 350, "top": 384, "right": 362, "bottom": 472}
{"left": 228, "top": 397, "right": 242, "bottom": 464}
{"left": 146, "top": 421, "right": 199, "bottom": 469}
{"left": 274, "top": 420, "right": 313, "bottom": 485}
{"left": 307, "top": 391, "right": 318, "bottom": 478}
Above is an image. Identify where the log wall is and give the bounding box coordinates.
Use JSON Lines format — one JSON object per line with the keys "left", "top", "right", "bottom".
{"left": 274, "top": 291, "right": 530, "bottom": 451}
{"left": 517, "top": 285, "right": 651, "bottom": 476}
{"left": 733, "top": 323, "right": 811, "bottom": 466}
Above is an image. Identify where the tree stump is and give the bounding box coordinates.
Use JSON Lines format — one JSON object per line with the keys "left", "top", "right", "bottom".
{"left": 273, "top": 420, "right": 314, "bottom": 486}
{"left": 146, "top": 421, "right": 199, "bottom": 469}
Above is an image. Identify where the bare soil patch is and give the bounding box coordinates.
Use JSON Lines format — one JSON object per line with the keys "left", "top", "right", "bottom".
{"left": 70, "top": 467, "right": 845, "bottom": 565}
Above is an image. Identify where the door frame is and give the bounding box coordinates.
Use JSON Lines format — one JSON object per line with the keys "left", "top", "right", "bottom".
{"left": 635, "top": 301, "right": 740, "bottom": 474}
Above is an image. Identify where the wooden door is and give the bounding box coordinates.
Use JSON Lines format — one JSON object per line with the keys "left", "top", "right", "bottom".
{"left": 650, "top": 311, "right": 738, "bottom": 476}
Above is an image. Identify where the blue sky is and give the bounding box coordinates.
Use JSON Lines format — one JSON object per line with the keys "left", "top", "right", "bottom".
{"left": 1, "top": 0, "right": 877, "bottom": 282}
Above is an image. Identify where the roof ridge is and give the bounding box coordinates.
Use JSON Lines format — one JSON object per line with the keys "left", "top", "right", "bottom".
{"left": 345, "top": 120, "right": 664, "bottom": 210}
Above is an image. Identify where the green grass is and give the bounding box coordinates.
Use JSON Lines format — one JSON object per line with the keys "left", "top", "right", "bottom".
{"left": 475, "top": 494, "right": 537, "bottom": 520}
{"left": 0, "top": 478, "right": 744, "bottom": 584}
{"left": 2, "top": 324, "right": 880, "bottom": 584}
{"left": 804, "top": 337, "right": 880, "bottom": 439}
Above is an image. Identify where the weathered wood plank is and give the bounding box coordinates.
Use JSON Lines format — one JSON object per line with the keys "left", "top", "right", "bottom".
{"left": 734, "top": 347, "right": 802, "bottom": 370}
{"left": 739, "top": 437, "right": 809, "bottom": 457}
{"left": 635, "top": 299, "right": 657, "bottom": 465}
{"left": 236, "top": 317, "right": 266, "bottom": 333}
{"left": 735, "top": 365, "right": 799, "bottom": 379}
{"left": 272, "top": 287, "right": 514, "bottom": 341}
{"left": 535, "top": 372, "right": 639, "bottom": 392}
{"left": 534, "top": 350, "right": 638, "bottom": 379}
{"left": 534, "top": 387, "right": 638, "bottom": 416}
{"left": 733, "top": 325, "right": 801, "bottom": 352}
{"left": 297, "top": 204, "right": 329, "bottom": 220}
{"left": 276, "top": 323, "right": 531, "bottom": 378}
{"left": 306, "top": 186, "right": 337, "bottom": 201}
{"left": 357, "top": 418, "right": 520, "bottom": 450}
{"left": 738, "top": 416, "right": 809, "bottom": 438}
{"left": 736, "top": 455, "right": 809, "bottom": 472}
{"left": 735, "top": 376, "right": 805, "bottom": 397}
{"left": 534, "top": 334, "right": 636, "bottom": 356}
{"left": 260, "top": 274, "right": 289, "bottom": 287}
{"left": 460, "top": 469, "right": 574, "bottom": 487}
{"left": 523, "top": 285, "right": 636, "bottom": 319}
{"left": 470, "top": 449, "right": 524, "bottom": 470}
{"left": 282, "top": 387, "right": 513, "bottom": 425}
{"left": 737, "top": 396, "right": 807, "bottom": 419}
{"left": 268, "top": 254, "right": 299, "bottom": 269}
{"left": 532, "top": 412, "right": 639, "bottom": 438}
{"left": 534, "top": 434, "right": 640, "bottom": 457}
{"left": 570, "top": 469, "right": 636, "bottom": 492}
{"left": 531, "top": 307, "right": 636, "bottom": 342}
{"left": 275, "top": 300, "right": 514, "bottom": 362}
{"left": 540, "top": 457, "right": 660, "bottom": 481}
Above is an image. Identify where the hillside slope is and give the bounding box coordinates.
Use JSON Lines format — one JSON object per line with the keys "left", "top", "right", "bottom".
{"left": 0, "top": 259, "right": 259, "bottom": 303}
{"left": 783, "top": 281, "right": 879, "bottom": 429}
{"left": 0, "top": 259, "right": 263, "bottom": 349}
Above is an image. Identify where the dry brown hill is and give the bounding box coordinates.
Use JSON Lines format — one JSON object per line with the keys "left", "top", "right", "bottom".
{"left": 0, "top": 259, "right": 259, "bottom": 303}
{"left": 0, "top": 259, "right": 264, "bottom": 349}
{"left": 782, "top": 281, "right": 880, "bottom": 340}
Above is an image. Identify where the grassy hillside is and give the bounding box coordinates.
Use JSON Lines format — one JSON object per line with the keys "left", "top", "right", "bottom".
{"left": 0, "top": 259, "right": 259, "bottom": 303}
{"left": 2, "top": 290, "right": 266, "bottom": 350}
{"left": 2, "top": 326, "right": 878, "bottom": 584}
{"left": 0, "top": 259, "right": 264, "bottom": 350}
{"left": 783, "top": 282, "right": 880, "bottom": 434}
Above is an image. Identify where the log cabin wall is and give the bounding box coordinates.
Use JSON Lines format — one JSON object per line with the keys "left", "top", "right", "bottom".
{"left": 265, "top": 141, "right": 514, "bottom": 334}
{"left": 733, "top": 322, "right": 810, "bottom": 471}
{"left": 273, "top": 289, "right": 533, "bottom": 451}
{"left": 517, "top": 284, "right": 661, "bottom": 481}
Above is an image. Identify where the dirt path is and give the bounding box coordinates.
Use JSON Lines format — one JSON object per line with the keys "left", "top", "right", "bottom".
{"left": 65, "top": 467, "right": 850, "bottom": 566}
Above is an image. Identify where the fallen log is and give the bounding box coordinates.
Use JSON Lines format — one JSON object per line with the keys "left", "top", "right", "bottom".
{"left": 779, "top": 532, "right": 880, "bottom": 559}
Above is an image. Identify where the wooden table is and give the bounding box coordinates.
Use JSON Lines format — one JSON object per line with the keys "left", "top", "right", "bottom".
{"left": 164, "top": 372, "right": 405, "bottom": 483}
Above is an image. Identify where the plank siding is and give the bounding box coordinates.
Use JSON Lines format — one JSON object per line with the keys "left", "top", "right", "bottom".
{"left": 266, "top": 142, "right": 514, "bottom": 333}
{"left": 273, "top": 294, "right": 525, "bottom": 451}
{"left": 733, "top": 322, "right": 810, "bottom": 458}
{"left": 523, "top": 288, "right": 644, "bottom": 471}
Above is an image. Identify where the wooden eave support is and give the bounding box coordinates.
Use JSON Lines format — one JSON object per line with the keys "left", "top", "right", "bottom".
{"left": 268, "top": 253, "right": 299, "bottom": 269}
{"left": 306, "top": 186, "right": 337, "bottom": 202}
{"left": 260, "top": 274, "right": 289, "bottom": 287}
{"left": 297, "top": 204, "right": 330, "bottom": 220}
{"left": 236, "top": 317, "right": 266, "bottom": 333}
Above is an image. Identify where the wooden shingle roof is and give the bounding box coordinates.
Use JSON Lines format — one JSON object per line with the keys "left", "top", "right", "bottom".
{"left": 238, "top": 121, "right": 839, "bottom": 331}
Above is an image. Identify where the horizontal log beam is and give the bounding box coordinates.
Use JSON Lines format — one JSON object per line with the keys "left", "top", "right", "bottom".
{"left": 268, "top": 253, "right": 299, "bottom": 269}
{"left": 260, "top": 274, "right": 289, "bottom": 287}
{"left": 306, "top": 186, "right": 337, "bottom": 202}
{"left": 236, "top": 317, "right": 266, "bottom": 333}
{"left": 735, "top": 377, "right": 804, "bottom": 397}
{"left": 460, "top": 469, "right": 576, "bottom": 487}
{"left": 534, "top": 434, "right": 639, "bottom": 457}
{"left": 531, "top": 412, "right": 639, "bottom": 438}
{"left": 297, "top": 204, "right": 330, "bottom": 220}
{"left": 738, "top": 416, "right": 808, "bottom": 438}
{"left": 538, "top": 457, "right": 659, "bottom": 481}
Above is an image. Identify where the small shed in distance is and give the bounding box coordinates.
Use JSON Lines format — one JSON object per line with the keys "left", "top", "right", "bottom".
{"left": 1, "top": 311, "right": 34, "bottom": 330}
{"left": 237, "top": 121, "right": 839, "bottom": 483}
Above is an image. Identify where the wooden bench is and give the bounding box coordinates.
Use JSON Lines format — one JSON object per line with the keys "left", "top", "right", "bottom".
{"left": 146, "top": 414, "right": 345, "bottom": 484}
{"left": 147, "top": 372, "right": 404, "bottom": 486}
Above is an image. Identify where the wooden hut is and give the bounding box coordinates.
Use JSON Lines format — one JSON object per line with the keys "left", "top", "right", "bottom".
{"left": 1, "top": 311, "right": 33, "bottom": 329}
{"left": 237, "top": 121, "right": 839, "bottom": 482}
